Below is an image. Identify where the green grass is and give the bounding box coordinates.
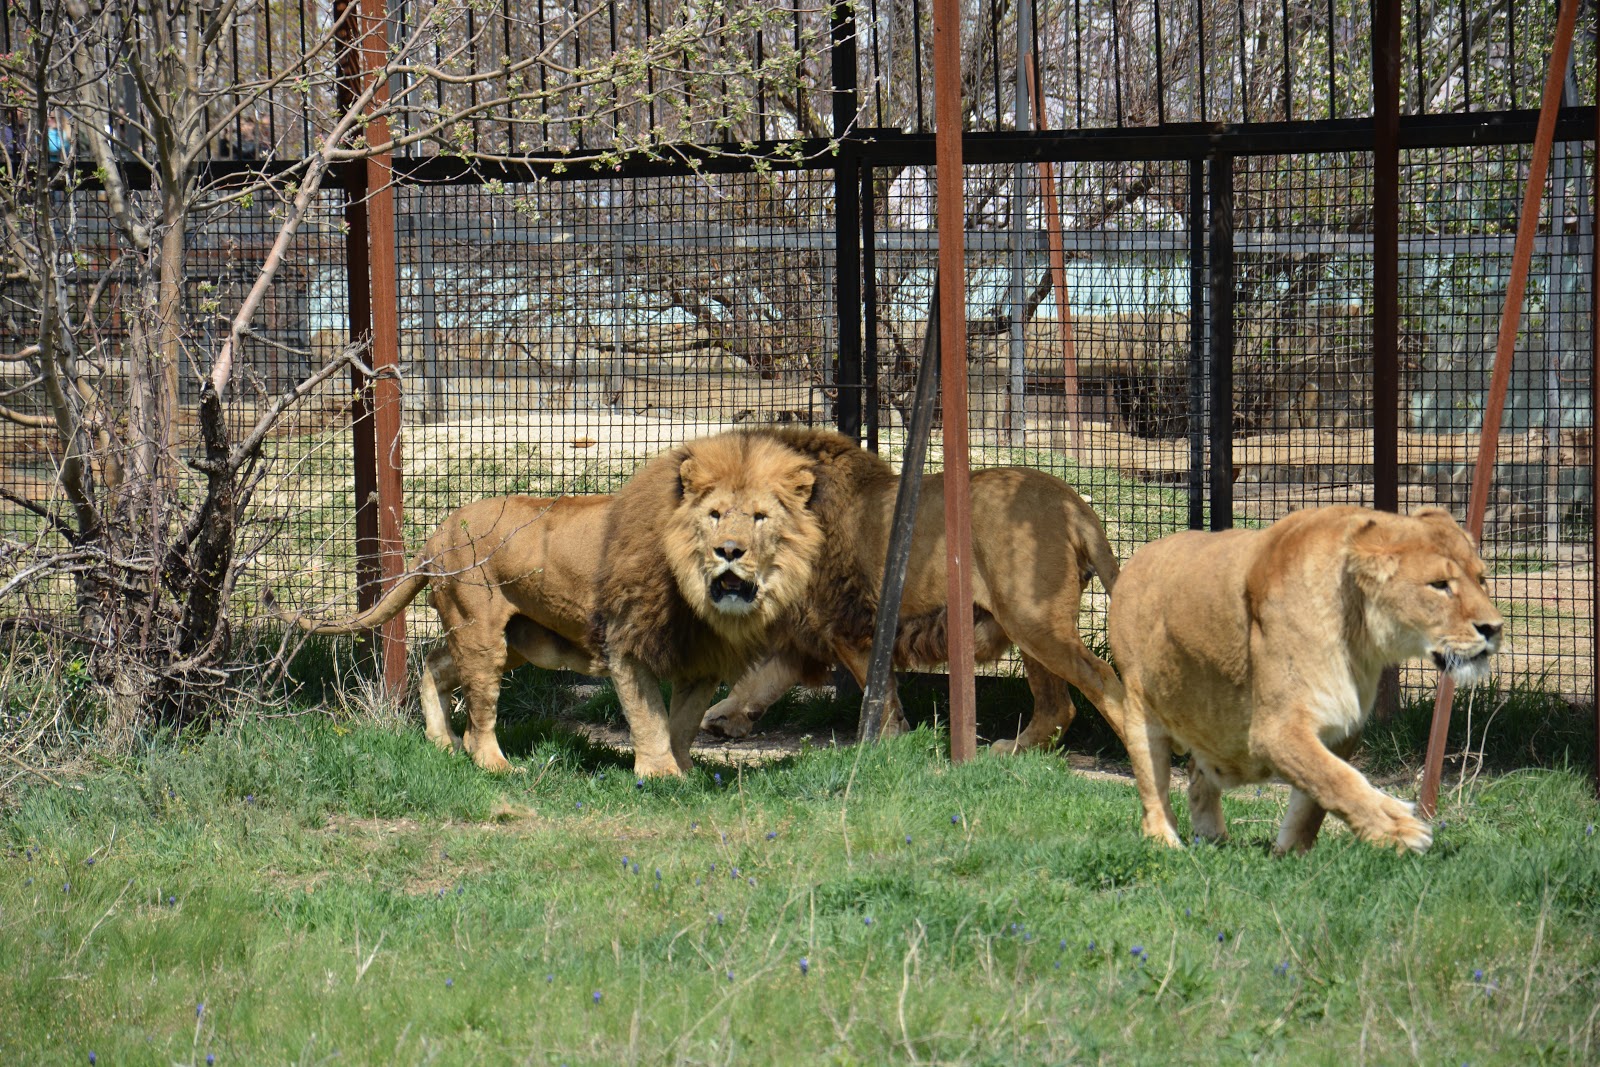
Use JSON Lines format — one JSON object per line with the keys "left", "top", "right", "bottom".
{"left": 3, "top": 711, "right": 1598, "bottom": 1065}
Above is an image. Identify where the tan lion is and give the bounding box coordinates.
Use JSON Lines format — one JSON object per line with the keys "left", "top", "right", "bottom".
{"left": 588, "top": 429, "right": 861, "bottom": 776}
{"left": 271, "top": 494, "right": 610, "bottom": 773}
{"left": 1107, "top": 505, "right": 1503, "bottom": 855}
{"left": 699, "top": 465, "right": 1127, "bottom": 756}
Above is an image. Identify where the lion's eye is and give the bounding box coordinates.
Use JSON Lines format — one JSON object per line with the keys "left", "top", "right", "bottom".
{"left": 1430, "top": 579, "right": 1452, "bottom": 593}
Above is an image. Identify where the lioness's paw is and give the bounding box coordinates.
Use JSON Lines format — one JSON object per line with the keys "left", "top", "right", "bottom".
{"left": 634, "top": 754, "right": 685, "bottom": 778}
{"left": 989, "top": 739, "right": 1019, "bottom": 756}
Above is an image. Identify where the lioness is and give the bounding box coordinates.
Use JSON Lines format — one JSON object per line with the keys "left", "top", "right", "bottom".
{"left": 271, "top": 494, "right": 609, "bottom": 773}
{"left": 701, "top": 466, "right": 1125, "bottom": 755}
{"left": 1107, "top": 505, "right": 1503, "bottom": 854}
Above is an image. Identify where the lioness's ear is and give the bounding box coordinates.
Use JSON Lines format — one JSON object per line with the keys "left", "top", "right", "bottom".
{"left": 1347, "top": 519, "right": 1399, "bottom": 585}
{"left": 1412, "top": 505, "right": 1475, "bottom": 545}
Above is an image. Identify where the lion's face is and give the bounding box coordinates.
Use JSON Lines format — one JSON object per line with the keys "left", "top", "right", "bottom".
{"left": 664, "top": 436, "right": 822, "bottom": 635}
{"left": 1351, "top": 508, "right": 1503, "bottom": 686}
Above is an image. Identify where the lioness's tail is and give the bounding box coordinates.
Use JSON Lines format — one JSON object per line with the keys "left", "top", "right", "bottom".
{"left": 264, "top": 569, "right": 432, "bottom": 635}
{"left": 1082, "top": 529, "right": 1120, "bottom": 594}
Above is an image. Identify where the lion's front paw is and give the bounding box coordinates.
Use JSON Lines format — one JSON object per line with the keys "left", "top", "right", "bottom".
{"left": 701, "top": 700, "right": 757, "bottom": 739}
{"left": 989, "top": 738, "right": 1019, "bottom": 756}
{"left": 1356, "top": 796, "right": 1433, "bottom": 853}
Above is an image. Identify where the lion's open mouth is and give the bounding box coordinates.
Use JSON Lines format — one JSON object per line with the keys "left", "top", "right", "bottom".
{"left": 1431, "top": 646, "right": 1494, "bottom": 684}
{"left": 709, "top": 571, "right": 758, "bottom": 605}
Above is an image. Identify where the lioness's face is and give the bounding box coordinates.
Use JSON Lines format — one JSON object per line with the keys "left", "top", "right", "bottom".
{"left": 1358, "top": 509, "right": 1503, "bottom": 686}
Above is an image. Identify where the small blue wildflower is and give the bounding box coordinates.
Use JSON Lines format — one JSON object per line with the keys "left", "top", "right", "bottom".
{"left": 445, "top": 978, "right": 454, "bottom": 988}
{"left": 85, "top": 857, "right": 95, "bottom": 867}
{"left": 1473, "top": 968, "right": 1484, "bottom": 981}
{"left": 1274, "top": 961, "right": 1290, "bottom": 976}
{"left": 864, "top": 916, "right": 874, "bottom": 926}
{"left": 1130, "top": 945, "right": 1143, "bottom": 957}
{"left": 1055, "top": 960, "right": 1061, "bottom": 969}
{"left": 197, "top": 1003, "right": 204, "bottom": 1017}
{"left": 546, "top": 974, "right": 554, "bottom": 983}
{"left": 1024, "top": 932, "right": 1033, "bottom": 942}
{"left": 905, "top": 834, "right": 912, "bottom": 844}
{"left": 63, "top": 883, "right": 70, "bottom": 893}
{"left": 713, "top": 773, "right": 722, "bottom": 785}
{"left": 245, "top": 795, "right": 254, "bottom": 804}
{"left": 1059, "top": 939, "right": 1067, "bottom": 950}
{"left": 438, "top": 888, "right": 446, "bottom": 898}
{"left": 622, "top": 856, "right": 629, "bottom": 867}
{"left": 726, "top": 970, "right": 734, "bottom": 981}
{"left": 951, "top": 814, "right": 960, "bottom": 824}
{"left": 576, "top": 801, "right": 583, "bottom": 809}
{"left": 748, "top": 877, "right": 756, "bottom": 886}
{"left": 655, "top": 869, "right": 662, "bottom": 881}
{"left": 709, "top": 863, "right": 716, "bottom": 872}
{"left": 716, "top": 913, "right": 724, "bottom": 924}
{"left": 631, "top": 863, "right": 640, "bottom": 875}
{"left": 23, "top": 878, "right": 31, "bottom": 886}
{"left": 691, "top": 822, "right": 698, "bottom": 830}
{"left": 88, "top": 1054, "right": 95, "bottom": 1065}
{"left": 1088, "top": 940, "right": 1096, "bottom": 952}
{"left": 456, "top": 886, "right": 463, "bottom": 896}
{"left": 1184, "top": 908, "right": 1191, "bottom": 917}
{"left": 695, "top": 877, "right": 702, "bottom": 885}
{"left": 731, "top": 867, "right": 740, "bottom": 877}
{"left": 592, "top": 991, "right": 602, "bottom": 1003}
{"left": 636, "top": 779, "right": 644, "bottom": 789}
{"left": 207, "top": 1056, "right": 215, "bottom": 1066}
{"left": 1217, "top": 932, "right": 1226, "bottom": 942}
{"left": 767, "top": 831, "right": 777, "bottom": 840}
{"left": 799, "top": 957, "right": 809, "bottom": 976}
{"left": 1587, "top": 824, "right": 1594, "bottom": 837}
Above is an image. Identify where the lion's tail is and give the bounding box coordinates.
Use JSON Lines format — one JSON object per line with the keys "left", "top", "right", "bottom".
{"left": 893, "top": 608, "right": 1010, "bottom": 667}
{"left": 263, "top": 569, "right": 432, "bottom": 635}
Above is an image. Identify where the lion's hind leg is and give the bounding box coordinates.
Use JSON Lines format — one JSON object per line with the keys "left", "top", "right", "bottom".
{"left": 991, "top": 652, "right": 1075, "bottom": 755}
{"left": 1121, "top": 689, "right": 1183, "bottom": 847}
{"left": 419, "top": 646, "right": 463, "bottom": 753}
{"left": 453, "top": 630, "right": 517, "bottom": 774}
{"left": 1186, "top": 760, "right": 1227, "bottom": 843}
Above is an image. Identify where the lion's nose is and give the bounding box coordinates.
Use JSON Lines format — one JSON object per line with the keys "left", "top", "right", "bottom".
{"left": 1475, "top": 621, "right": 1502, "bottom": 642}
{"left": 715, "top": 541, "right": 744, "bottom": 562}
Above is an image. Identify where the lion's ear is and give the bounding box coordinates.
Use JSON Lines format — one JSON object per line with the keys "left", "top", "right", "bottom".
{"left": 678, "top": 455, "right": 709, "bottom": 498}
{"left": 787, "top": 467, "right": 816, "bottom": 505}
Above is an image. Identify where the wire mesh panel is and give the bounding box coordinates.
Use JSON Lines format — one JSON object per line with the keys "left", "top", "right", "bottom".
{"left": 1398, "top": 142, "right": 1596, "bottom": 703}
{"left": 376, "top": 169, "right": 839, "bottom": 638}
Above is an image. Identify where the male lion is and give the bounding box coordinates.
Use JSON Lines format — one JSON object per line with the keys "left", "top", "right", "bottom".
{"left": 700, "top": 465, "right": 1126, "bottom": 756}
{"left": 271, "top": 494, "right": 610, "bottom": 773}
{"left": 588, "top": 429, "right": 845, "bottom": 776}
{"left": 1107, "top": 505, "right": 1503, "bottom": 854}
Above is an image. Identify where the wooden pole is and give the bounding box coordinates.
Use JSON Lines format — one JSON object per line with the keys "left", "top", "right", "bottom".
{"left": 1418, "top": 0, "right": 1579, "bottom": 817}
{"left": 931, "top": 0, "right": 977, "bottom": 762}
{"left": 1372, "top": 0, "right": 1401, "bottom": 722}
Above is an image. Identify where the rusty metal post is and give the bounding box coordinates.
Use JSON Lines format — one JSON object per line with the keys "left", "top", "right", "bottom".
{"left": 1419, "top": 0, "right": 1579, "bottom": 817}
{"left": 335, "top": 0, "right": 407, "bottom": 696}
{"left": 1372, "top": 0, "right": 1402, "bottom": 720}
{"left": 1592, "top": 36, "right": 1599, "bottom": 800}
{"left": 932, "top": 0, "right": 977, "bottom": 762}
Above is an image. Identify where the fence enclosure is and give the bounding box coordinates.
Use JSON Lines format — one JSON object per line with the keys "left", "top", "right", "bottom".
{"left": 1, "top": 0, "right": 1595, "bottom": 712}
